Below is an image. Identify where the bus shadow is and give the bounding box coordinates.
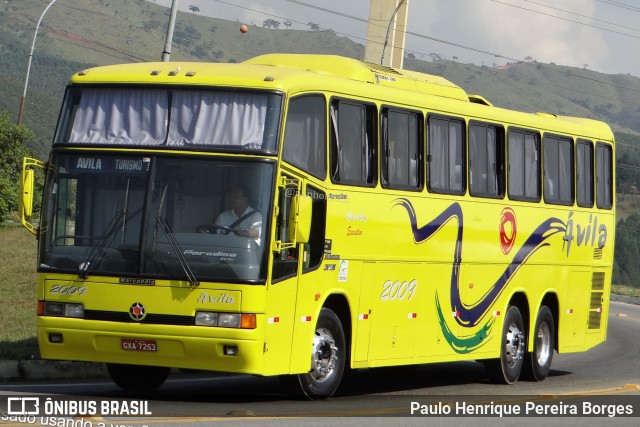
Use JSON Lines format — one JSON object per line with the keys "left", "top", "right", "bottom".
{"left": 336, "top": 361, "right": 488, "bottom": 396}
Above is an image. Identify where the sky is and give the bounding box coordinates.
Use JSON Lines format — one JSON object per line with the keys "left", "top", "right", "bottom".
{"left": 148, "top": 0, "right": 640, "bottom": 76}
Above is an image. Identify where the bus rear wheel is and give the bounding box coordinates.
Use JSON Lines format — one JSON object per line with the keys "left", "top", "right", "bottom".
{"left": 485, "top": 305, "right": 526, "bottom": 384}
{"left": 281, "top": 307, "right": 346, "bottom": 399}
{"left": 522, "top": 306, "right": 555, "bottom": 381}
{"left": 107, "top": 363, "right": 170, "bottom": 391}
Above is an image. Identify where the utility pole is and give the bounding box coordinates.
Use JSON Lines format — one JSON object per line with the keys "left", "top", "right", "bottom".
{"left": 364, "top": 0, "right": 409, "bottom": 69}
{"left": 162, "top": 0, "right": 180, "bottom": 61}
{"left": 18, "top": 0, "right": 58, "bottom": 125}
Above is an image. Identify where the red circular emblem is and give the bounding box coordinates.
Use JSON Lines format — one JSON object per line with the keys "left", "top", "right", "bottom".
{"left": 129, "top": 302, "right": 146, "bottom": 321}
{"left": 499, "top": 208, "right": 517, "bottom": 255}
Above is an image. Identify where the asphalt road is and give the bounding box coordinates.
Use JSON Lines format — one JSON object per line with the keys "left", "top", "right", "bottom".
{"left": 1, "top": 301, "right": 639, "bottom": 427}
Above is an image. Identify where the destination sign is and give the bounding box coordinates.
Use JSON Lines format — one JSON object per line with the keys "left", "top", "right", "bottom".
{"left": 69, "top": 156, "right": 150, "bottom": 173}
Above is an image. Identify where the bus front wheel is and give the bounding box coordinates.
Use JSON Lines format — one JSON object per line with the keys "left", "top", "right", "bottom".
{"left": 485, "top": 305, "right": 526, "bottom": 384}
{"left": 281, "top": 307, "right": 346, "bottom": 399}
{"left": 107, "top": 363, "right": 170, "bottom": 391}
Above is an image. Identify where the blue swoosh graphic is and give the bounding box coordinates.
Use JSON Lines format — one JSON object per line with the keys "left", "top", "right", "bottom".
{"left": 393, "top": 198, "right": 566, "bottom": 327}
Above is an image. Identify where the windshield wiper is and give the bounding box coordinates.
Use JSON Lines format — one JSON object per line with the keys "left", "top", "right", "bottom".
{"left": 155, "top": 216, "right": 200, "bottom": 287}
{"left": 78, "top": 210, "right": 125, "bottom": 279}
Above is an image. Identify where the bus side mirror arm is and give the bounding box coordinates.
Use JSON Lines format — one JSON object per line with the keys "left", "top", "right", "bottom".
{"left": 20, "top": 157, "right": 45, "bottom": 235}
{"left": 273, "top": 176, "right": 311, "bottom": 251}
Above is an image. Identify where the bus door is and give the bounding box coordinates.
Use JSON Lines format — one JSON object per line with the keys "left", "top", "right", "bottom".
{"left": 264, "top": 173, "right": 326, "bottom": 375}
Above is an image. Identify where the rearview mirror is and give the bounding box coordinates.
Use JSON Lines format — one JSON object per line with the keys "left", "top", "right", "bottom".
{"left": 288, "top": 194, "right": 312, "bottom": 244}
{"left": 20, "top": 157, "right": 45, "bottom": 235}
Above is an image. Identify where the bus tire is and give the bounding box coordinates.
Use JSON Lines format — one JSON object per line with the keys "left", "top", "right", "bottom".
{"left": 281, "top": 307, "right": 346, "bottom": 399}
{"left": 485, "top": 305, "right": 526, "bottom": 384}
{"left": 107, "top": 363, "right": 170, "bottom": 391}
{"left": 522, "top": 306, "right": 555, "bottom": 381}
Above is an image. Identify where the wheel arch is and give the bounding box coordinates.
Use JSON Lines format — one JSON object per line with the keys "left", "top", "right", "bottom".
{"left": 322, "top": 293, "right": 353, "bottom": 366}
{"left": 508, "top": 291, "right": 530, "bottom": 338}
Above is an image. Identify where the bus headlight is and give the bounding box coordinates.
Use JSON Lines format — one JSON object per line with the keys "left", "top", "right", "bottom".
{"left": 195, "top": 312, "right": 256, "bottom": 329}
{"left": 39, "top": 301, "right": 84, "bottom": 318}
{"left": 218, "top": 313, "right": 241, "bottom": 328}
{"left": 64, "top": 303, "right": 85, "bottom": 318}
{"left": 195, "top": 311, "right": 218, "bottom": 326}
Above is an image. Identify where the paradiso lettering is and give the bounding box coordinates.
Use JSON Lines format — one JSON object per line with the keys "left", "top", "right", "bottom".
{"left": 562, "top": 212, "right": 607, "bottom": 256}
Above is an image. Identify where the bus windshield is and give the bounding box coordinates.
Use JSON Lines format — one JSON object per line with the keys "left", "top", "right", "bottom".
{"left": 54, "top": 87, "right": 282, "bottom": 153}
{"left": 39, "top": 153, "right": 275, "bottom": 283}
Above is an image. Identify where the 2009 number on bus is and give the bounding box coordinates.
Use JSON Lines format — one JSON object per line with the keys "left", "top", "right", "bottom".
{"left": 380, "top": 279, "right": 417, "bottom": 301}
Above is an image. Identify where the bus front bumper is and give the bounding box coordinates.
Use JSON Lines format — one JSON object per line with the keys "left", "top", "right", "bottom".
{"left": 37, "top": 317, "right": 264, "bottom": 375}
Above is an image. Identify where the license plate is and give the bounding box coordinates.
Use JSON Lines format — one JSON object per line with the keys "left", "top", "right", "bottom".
{"left": 121, "top": 338, "right": 157, "bottom": 352}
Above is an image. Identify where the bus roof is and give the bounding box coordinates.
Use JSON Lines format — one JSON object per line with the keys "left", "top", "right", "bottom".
{"left": 245, "top": 54, "right": 470, "bottom": 102}
{"left": 68, "top": 54, "right": 614, "bottom": 142}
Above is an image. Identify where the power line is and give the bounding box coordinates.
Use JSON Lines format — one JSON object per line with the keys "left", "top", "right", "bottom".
{"left": 596, "top": 0, "right": 640, "bottom": 13}
{"left": 517, "top": 0, "right": 640, "bottom": 34}
{"left": 490, "top": 0, "right": 640, "bottom": 40}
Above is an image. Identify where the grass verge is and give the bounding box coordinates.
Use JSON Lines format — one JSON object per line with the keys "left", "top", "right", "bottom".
{"left": 0, "top": 220, "right": 39, "bottom": 360}
{"left": 611, "top": 284, "right": 640, "bottom": 298}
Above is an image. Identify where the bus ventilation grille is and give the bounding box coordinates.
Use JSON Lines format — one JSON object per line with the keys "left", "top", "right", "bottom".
{"left": 593, "top": 248, "right": 603, "bottom": 259}
{"left": 363, "top": 62, "right": 402, "bottom": 75}
{"left": 588, "top": 272, "right": 605, "bottom": 330}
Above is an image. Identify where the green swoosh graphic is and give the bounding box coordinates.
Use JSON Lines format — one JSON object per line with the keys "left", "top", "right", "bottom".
{"left": 435, "top": 293, "right": 495, "bottom": 354}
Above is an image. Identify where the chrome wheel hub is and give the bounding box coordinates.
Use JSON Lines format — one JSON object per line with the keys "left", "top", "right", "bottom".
{"left": 505, "top": 321, "right": 525, "bottom": 368}
{"left": 535, "top": 321, "right": 552, "bottom": 366}
{"left": 310, "top": 327, "right": 338, "bottom": 382}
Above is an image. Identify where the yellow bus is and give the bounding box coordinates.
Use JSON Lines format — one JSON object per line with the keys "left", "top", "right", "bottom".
{"left": 21, "top": 54, "right": 615, "bottom": 399}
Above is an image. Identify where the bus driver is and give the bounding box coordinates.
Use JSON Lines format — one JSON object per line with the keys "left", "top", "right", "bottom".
{"left": 197, "top": 185, "right": 262, "bottom": 245}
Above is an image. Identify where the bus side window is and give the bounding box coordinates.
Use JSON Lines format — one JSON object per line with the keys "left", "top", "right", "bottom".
{"left": 330, "top": 99, "right": 377, "bottom": 186}
{"left": 304, "top": 185, "right": 327, "bottom": 272}
{"left": 427, "top": 115, "right": 465, "bottom": 194}
{"left": 543, "top": 135, "right": 574, "bottom": 206}
{"left": 508, "top": 129, "right": 540, "bottom": 202}
{"left": 576, "top": 140, "right": 594, "bottom": 208}
{"left": 283, "top": 96, "right": 327, "bottom": 180}
{"left": 381, "top": 108, "right": 422, "bottom": 190}
{"left": 469, "top": 122, "right": 504, "bottom": 198}
{"left": 596, "top": 143, "right": 613, "bottom": 209}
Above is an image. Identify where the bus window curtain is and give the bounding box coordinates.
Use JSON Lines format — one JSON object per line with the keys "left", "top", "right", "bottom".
{"left": 168, "top": 91, "right": 267, "bottom": 148}
{"left": 330, "top": 104, "right": 341, "bottom": 181}
{"left": 524, "top": 134, "right": 538, "bottom": 199}
{"left": 429, "top": 119, "right": 447, "bottom": 191}
{"left": 559, "top": 140, "right": 572, "bottom": 203}
{"left": 282, "top": 98, "right": 326, "bottom": 179}
{"left": 69, "top": 88, "right": 168, "bottom": 145}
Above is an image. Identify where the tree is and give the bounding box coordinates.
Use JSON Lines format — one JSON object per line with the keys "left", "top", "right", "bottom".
{"left": 307, "top": 22, "right": 320, "bottom": 31}
{"left": 283, "top": 20, "right": 292, "bottom": 29}
{"left": 614, "top": 214, "right": 640, "bottom": 288}
{"left": 262, "top": 19, "right": 281, "bottom": 29}
{"left": 0, "top": 111, "right": 35, "bottom": 222}
{"left": 188, "top": 4, "right": 200, "bottom": 14}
